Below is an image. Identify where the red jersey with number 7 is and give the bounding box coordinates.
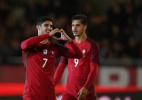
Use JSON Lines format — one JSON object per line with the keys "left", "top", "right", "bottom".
{"left": 21, "top": 33, "right": 82, "bottom": 98}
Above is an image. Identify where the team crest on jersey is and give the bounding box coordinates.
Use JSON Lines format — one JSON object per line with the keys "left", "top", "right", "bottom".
{"left": 43, "top": 49, "right": 48, "bottom": 55}
{"left": 82, "top": 49, "right": 86, "bottom": 58}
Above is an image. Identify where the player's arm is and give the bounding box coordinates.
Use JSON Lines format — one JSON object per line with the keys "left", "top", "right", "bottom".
{"left": 21, "top": 34, "right": 50, "bottom": 51}
{"left": 84, "top": 62, "right": 99, "bottom": 89}
{"left": 78, "top": 63, "right": 99, "bottom": 100}
{"left": 65, "top": 41, "right": 83, "bottom": 58}
{"left": 60, "top": 29, "right": 83, "bottom": 58}
{"left": 78, "top": 43, "right": 100, "bottom": 100}
{"left": 84, "top": 42, "right": 100, "bottom": 89}
{"left": 54, "top": 57, "right": 67, "bottom": 85}
{"left": 57, "top": 41, "right": 83, "bottom": 58}
{"left": 55, "top": 29, "right": 83, "bottom": 58}
{"left": 21, "top": 28, "right": 61, "bottom": 50}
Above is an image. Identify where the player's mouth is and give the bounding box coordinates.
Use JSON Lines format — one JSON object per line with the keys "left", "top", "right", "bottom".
{"left": 73, "top": 31, "right": 78, "bottom": 34}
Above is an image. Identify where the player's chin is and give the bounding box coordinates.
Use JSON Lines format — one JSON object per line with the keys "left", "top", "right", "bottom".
{"left": 74, "top": 34, "right": 81, "bottom": 37}
{"left": 73, "top": 33, "right": 79, "bottom": 36}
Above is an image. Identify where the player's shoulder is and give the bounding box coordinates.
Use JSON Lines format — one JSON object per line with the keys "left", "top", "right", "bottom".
{"left": 86, "top": 37, "right": 99, "bottom": 46}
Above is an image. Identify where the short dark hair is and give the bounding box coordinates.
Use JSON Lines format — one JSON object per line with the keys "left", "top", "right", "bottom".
{"left": 72, "top": 14, "right": 88, "bottom": 25}
{"left": 36, "top": 16, "right": 52, "bottom": 25}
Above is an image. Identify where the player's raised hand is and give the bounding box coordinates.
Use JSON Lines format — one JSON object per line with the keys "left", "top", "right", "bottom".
{"left": 52, "top": 29, "right": 72, "bottom": 42}
{"left": 78, "top": 87, "right": 88, "bottom": 100}
{"left": 49, "top": 28, "right": 60, "bottom": 36}
{"left": 60, "top": 29, "right": 72, "bottom": 42}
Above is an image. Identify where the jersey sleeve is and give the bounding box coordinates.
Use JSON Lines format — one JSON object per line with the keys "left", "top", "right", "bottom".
{"left": 83, "top": 63, "right": 99, "bottom": 89}
{"left": 58, "top": 41, "right": 83, "bottom": 58}
{"left": 21, "top": 34, "right": 50, "bottom": 51}
{"left": 84, "top": 42, "right": 100, "bottom": 89}
{"left": 90, "top": 42, "right": 100, "bottom": 64}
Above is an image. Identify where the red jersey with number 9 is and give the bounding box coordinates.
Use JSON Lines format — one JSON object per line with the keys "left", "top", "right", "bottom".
{"left": 60, "top": 38, "right": 100, "bottom": 98}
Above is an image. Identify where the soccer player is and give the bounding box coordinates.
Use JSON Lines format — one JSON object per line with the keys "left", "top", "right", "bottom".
{"left": 21, "top": 16, "right": 83, "bottom": 100}
{"left": 54, "top": 14, "right": 100, "bottom": 100}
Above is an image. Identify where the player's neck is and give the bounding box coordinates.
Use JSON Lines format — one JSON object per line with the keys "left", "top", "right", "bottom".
{"left": 75, "top": 33, "right": 87, "bottom": 43}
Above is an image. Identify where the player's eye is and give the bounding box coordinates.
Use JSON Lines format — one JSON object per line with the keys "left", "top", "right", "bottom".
{"left": 50, "top": 25, "right": 53, "bottom": 28}
{"left": 44, "top": 24, "right": 49, "bottom": 27}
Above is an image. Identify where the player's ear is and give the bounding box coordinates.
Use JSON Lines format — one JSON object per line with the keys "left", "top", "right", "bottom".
{"left": 36, "top": 25, "right": 40, "bottom": 30}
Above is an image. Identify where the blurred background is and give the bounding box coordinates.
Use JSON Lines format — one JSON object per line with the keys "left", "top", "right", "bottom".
{"left": 0, "top": 0, "right": 142, "bottom": 100}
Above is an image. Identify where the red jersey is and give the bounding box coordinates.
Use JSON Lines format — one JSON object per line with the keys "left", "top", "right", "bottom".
{"left": 58, "top": 38, "right": 100, "bottom": 99}
{"left": 21, "top": 33, "right": 82, "bottom": 98}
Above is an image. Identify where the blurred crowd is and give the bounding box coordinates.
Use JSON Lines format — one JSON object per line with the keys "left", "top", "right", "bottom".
{"left": 0, "top": 0, "right": 142, "bottom": 64}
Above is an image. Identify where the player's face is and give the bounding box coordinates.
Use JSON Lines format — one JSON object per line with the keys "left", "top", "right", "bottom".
{"left": 37, "top": 21, "right": 53, "bottom": 35}
{"left": 72, "top": 20, "right": 86, "bottom": 37}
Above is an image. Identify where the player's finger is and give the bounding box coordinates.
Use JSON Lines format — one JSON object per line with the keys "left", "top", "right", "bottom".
{"left": 77, "top": 91, "right": 80, "bottom": 96}
{"left": 52, "top": 36, "right": 61, "bottom": 40}
{"left": 78, "top": 95, "right": 83, "bottom": 100}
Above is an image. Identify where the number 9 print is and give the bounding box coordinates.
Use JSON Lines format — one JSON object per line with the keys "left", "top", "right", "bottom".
{"left": 74, "top": 58, "right": 79, "bottom": 67}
